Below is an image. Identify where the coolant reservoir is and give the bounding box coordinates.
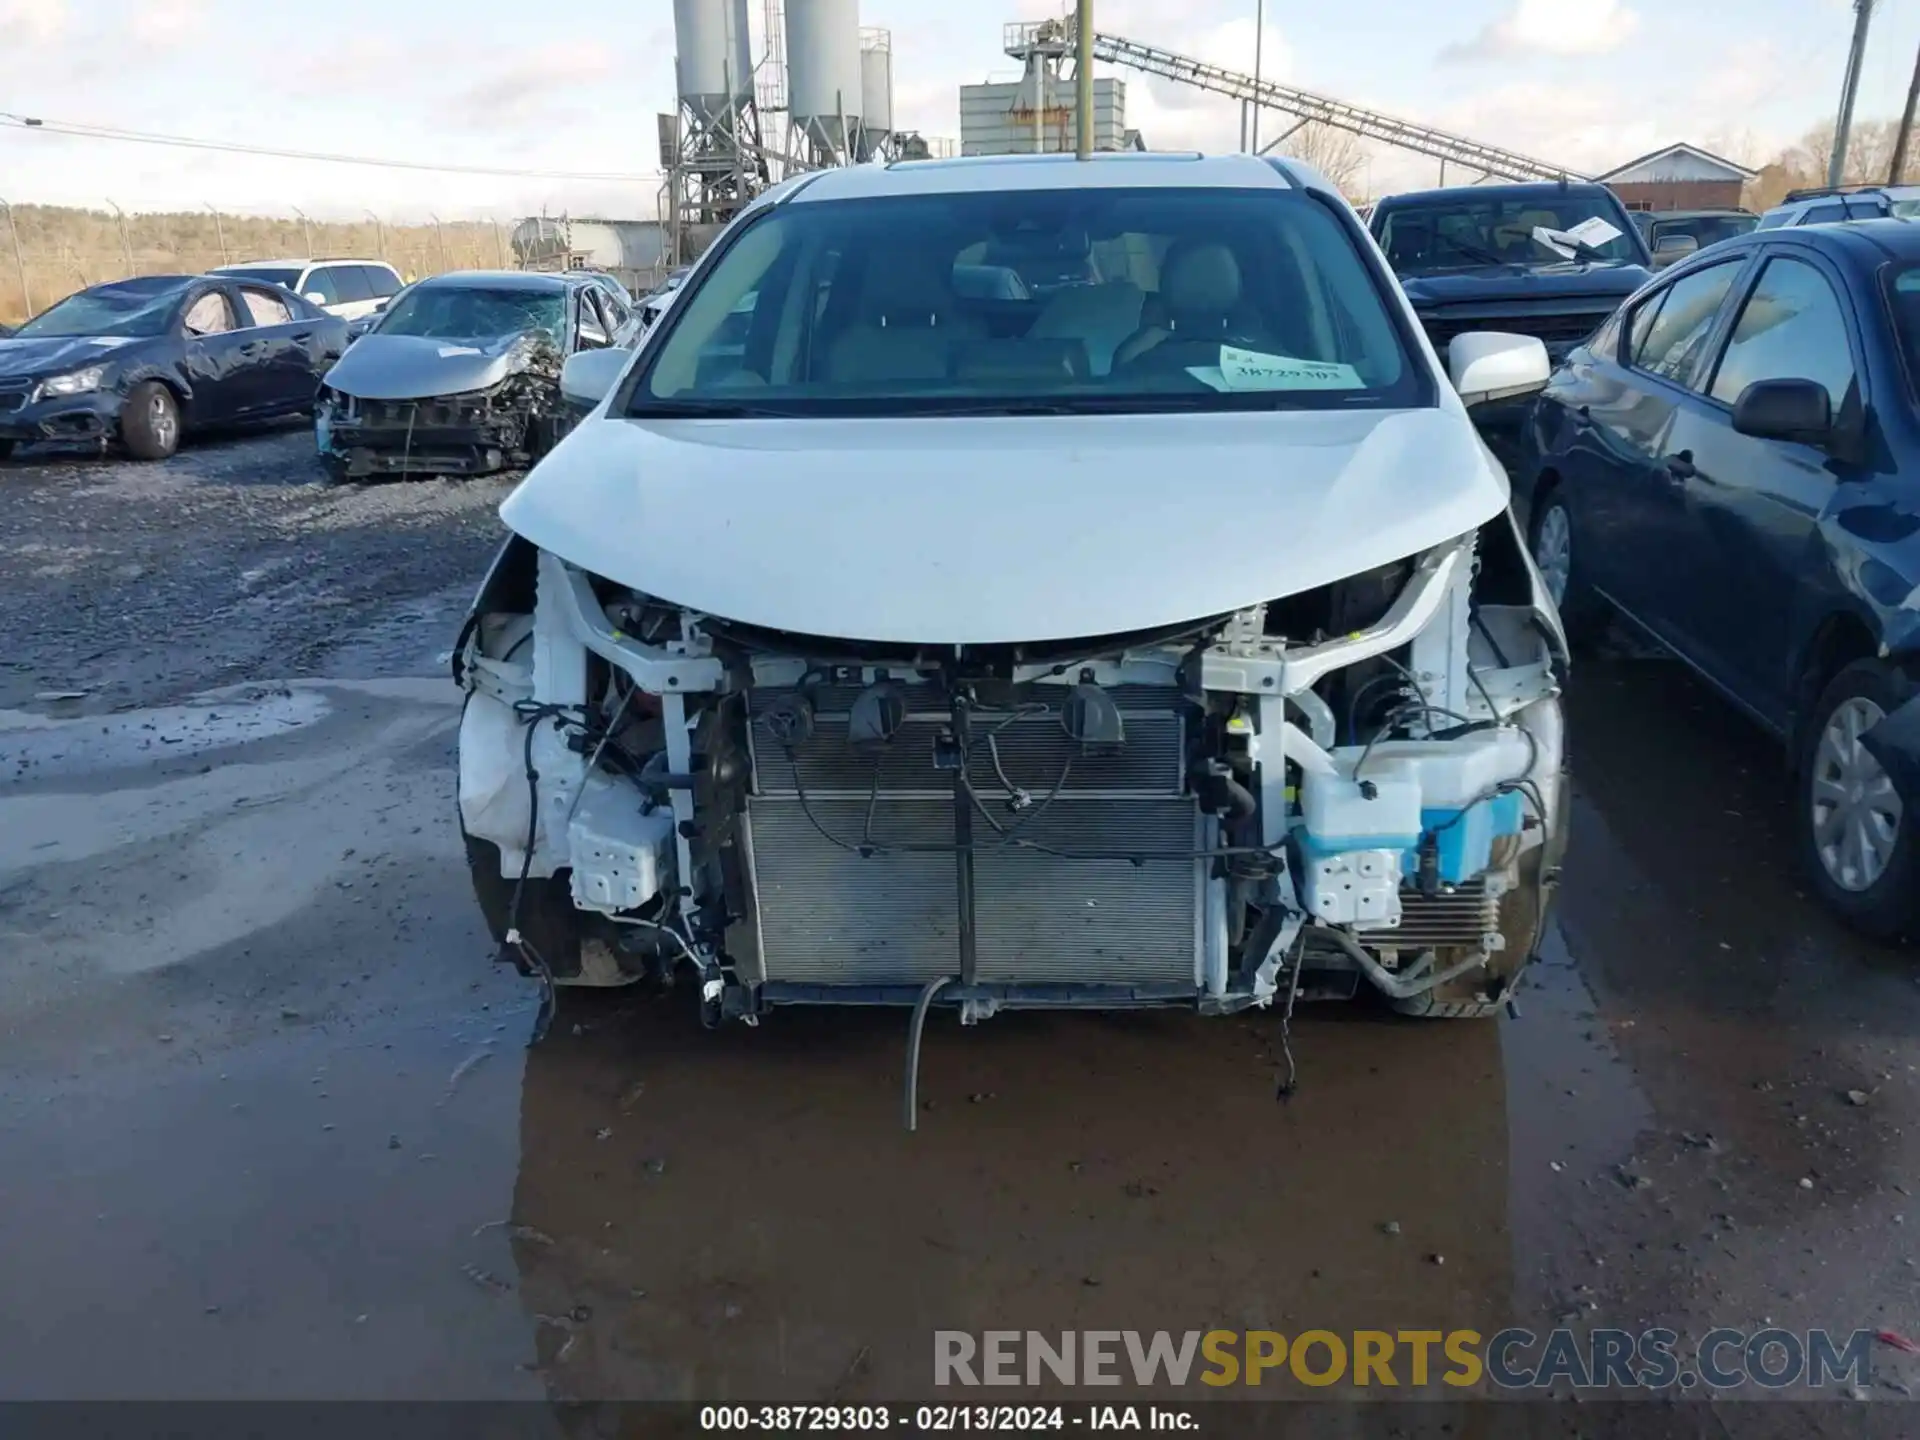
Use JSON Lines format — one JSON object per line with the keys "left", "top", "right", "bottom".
{"left": 1344, "top": 730, "right": 1535, "bottom": 883}
{"left": 1298, "top": 771, "right": 1423, "bottom": 856}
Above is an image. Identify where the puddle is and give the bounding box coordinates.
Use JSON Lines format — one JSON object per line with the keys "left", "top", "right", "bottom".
{"left": 0, "top": 687, "right": 333, "bottom": 782}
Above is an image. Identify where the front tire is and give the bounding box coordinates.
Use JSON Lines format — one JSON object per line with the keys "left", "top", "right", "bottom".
{"left": 1795, "top": 660, "right": 1919, "bottom": 941}
{"left": 1528, "top": 487, "right": 1607, "bottom": 648}
{"left": 120, "top": 381, "right": 181, "bottom": 460}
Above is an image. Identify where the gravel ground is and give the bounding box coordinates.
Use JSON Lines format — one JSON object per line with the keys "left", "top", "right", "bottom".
{"left": 0, "top": 425, "right": 513, "bottom": 712}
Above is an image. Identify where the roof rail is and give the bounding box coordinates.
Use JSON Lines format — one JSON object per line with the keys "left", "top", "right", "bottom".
{"left": 1781, "top": 183, "right": 1887, "bottom": 203}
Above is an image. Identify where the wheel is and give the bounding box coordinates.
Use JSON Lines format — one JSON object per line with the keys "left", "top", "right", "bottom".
{"left": 1527, "top": 486, "right": 1607, "bottom": 647}
{"left": 0, "top": 438, "right": 14, "bottom": 462}
{"left": 1795, "top": 660, "right": 1919, "bottom": 941}
{"left": 319, "top": 453, "right": 353, "bottom": 485}
{"left": 120, "top": 381, "right": 181, "bottom": 460}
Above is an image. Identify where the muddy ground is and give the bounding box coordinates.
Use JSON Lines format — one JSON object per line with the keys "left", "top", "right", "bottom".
{"left": 2, "top": 432, "right": 1918, "bottom": 1431}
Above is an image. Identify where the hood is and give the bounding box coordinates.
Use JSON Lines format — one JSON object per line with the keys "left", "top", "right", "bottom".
{"left": 0, "top": 334, "right": 138, "bottom": 380}
{"left": 500, "top": 407, "right": 1507, "bottom": 646}
{"left": 322, "top": 330, "right": 552, "bottom": 401}
{"left": 1399, "top": 260, "right": 1650, "bottom": 308}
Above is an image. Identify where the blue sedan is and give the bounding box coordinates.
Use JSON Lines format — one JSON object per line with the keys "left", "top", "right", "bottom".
{"left": 1515, "top": 219, "right": 1920, "bottom": 939}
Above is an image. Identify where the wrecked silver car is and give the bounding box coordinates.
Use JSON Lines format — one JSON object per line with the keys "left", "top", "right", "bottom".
{"left": 315, "top": 270, "right": 631, "bottom": 479}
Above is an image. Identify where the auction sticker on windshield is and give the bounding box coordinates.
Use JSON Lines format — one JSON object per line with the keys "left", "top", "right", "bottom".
{"left": 1188, "top": 345, "right": 1365, "bottom": 392}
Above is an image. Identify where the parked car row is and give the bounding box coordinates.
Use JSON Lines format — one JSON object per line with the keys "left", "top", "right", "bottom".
{"left": 0, "top": 258, "right": 647, "bottom": 470}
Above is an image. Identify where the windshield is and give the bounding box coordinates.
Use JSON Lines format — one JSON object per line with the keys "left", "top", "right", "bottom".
{"left": 373, "top": 287, "right": 567, "bottom": 342}
{"left": 1651, "top": 215, "right": 1758, "bottom": 250}
{"left": 1375, "top": 194, "right": 1643, "bottom": 272}
{"left": 219, "top": 266, "right": 303, "bottom": 288}
{"left": 631, "top": 186, "right": 1423, "bottom": 416}
{"left": 12, "top": 285, "right": 182, "bottom": 339}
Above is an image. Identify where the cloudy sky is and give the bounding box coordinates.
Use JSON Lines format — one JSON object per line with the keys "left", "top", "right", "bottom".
{"left": 0, "top": 0, "right": 1913, "bottom": 219}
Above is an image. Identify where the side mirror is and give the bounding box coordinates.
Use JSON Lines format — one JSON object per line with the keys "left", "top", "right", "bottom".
{"left": 305, "top": 292, "right": 329, "bottom": 307}
{"left": 559, "top": 347, "right": 629, "bottom": 411}
{"left": 1731, "top": 378, "right": 1831, "bottom": 443}
{"left": 1448, "top": 331, "right": 1552, "bottom": 407}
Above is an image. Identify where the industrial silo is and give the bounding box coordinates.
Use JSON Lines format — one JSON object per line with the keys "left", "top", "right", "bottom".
{"left": 673, "top": 0, "right": 753, "bottom": 124}
{"left": 859, "top": 28, "right": 893, "bottom": 160}
{"left": 785, "top": 0, "right": 863, "bottom": 163}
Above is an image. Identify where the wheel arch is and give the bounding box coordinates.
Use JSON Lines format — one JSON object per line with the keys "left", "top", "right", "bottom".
{"left": 1791, "top": 608, "right": 1883, "bottom": 751}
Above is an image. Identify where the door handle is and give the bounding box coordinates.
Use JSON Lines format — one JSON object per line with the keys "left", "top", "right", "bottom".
{"left": 291, "top": 332, "right": 314, "bottom": 342}
{"left": 1665, "top": 450, "right": 1697, "bottom": 482}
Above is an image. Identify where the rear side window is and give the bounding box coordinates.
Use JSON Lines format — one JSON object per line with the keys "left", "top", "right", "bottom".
{"left": 1799, "top": 203, "right": 1848, "bottom": 225}
{"left": 325, "top": 266, "right": 373, "bottom": 303}
{"left": 1628, "top": 260, "right": 1743, "bottom": 387}
{"left": 238, "top": 287, "right": 294, "bottom": 326}
{"left": 302, "top": 269, "right": 341, "bottom": 305}
{"left": 359, "top": 265, "right": 401, "bottom": 298}
{"left": 1707, "top": 257, "right": 1856, "bottom": 412}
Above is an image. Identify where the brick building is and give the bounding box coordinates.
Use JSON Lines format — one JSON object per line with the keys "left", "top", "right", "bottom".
{"left": 1595, "top": 144, "right": 1756, "bottom": 212}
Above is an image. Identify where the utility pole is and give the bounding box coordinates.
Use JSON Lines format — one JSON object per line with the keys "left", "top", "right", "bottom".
{"left": 1828, "top": 0, "right": 1876, "bottom": 188}
{"left": 1075, "top": 0, "right": 1093, "bottom": 159}
{"left": 292, "top": 205, "right": 314, "bottom": 257}
{"left": 430, "top": 213, "right": 447, "bottom": 272}
{"left": 1891, "top": 39, "right": 1920, "bottom": 184}
{"left": 107, "top": 200, "right": 134, "bottom": 278}
{"left": 204, "top": 202, "right": 228, "bottom": 265}
{"left": 1250, "top": 0, "right": 1266, "bottom": 154}
{"left": 0, "top": 197, "right": 31, "bottom": 316}
{"left": 364, "top": 210, "right": 384, "bottom": 263}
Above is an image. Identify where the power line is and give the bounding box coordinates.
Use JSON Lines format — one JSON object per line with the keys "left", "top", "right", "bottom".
{"left": 0, "top": 112, "right": 659, "bottom": 184}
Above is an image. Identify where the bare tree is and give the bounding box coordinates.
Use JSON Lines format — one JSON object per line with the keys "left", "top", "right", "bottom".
{"left": 1277, "top": 121, "right": 1369, "bottom": 198}
{"left": 1750, "top": 117, "right": 1907, "bottom": 208}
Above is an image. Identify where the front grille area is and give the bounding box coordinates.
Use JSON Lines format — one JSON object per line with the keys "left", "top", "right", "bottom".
{"left": 1420, "top": 309, "right": 1613, "bottom": 359}
{"left": 744, "top": 684, "right": 1203, "bottom": 989}
{"left": 352, "top": 396, "right": 489, "bottom": 428}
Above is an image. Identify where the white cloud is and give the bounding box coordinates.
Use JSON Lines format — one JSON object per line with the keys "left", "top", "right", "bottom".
{"left": 1441, "top": 0, "right": 1640, "bottom": 62}
{"left": 445, "top": 41, "right": 619, "bottom": 128}
{"left": 130, "top": 0, "right": 208, "bottom": 45}
{"left": 0, "top": 0, "right": 65, "bottom": 45}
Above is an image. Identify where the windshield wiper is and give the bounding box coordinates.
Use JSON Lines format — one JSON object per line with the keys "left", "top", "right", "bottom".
{"left": 627, "top": 400, "right": 810, "bottom": 419}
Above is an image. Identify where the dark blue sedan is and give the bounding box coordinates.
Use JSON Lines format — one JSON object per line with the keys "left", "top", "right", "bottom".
{"left": 1515, "top": 219, "right": 1920, "bottom": 940}
{"left": 0, "top": 274, "right": 347, "bottom": 462}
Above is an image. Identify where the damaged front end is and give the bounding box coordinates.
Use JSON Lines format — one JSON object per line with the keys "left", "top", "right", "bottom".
{"left": 455, "top": 513, "right": 1569, "bottom": 1032}
{"left": 316, "top": 334, "right": 565, "bottom": 478}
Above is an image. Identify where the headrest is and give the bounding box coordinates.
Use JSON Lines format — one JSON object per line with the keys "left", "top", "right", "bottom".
{"left": 858, "top": 245, "right": 956, "bottom": 328}
{"left": 1161, "top": 242, "right": 1242, "bottom": 317}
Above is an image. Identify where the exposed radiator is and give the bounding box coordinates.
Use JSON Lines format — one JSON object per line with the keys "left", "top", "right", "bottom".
{"left": 744, "top": 684, "right": 1203, "bottom": 989}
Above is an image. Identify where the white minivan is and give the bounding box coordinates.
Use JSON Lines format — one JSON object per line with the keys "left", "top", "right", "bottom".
{"left": 454, "top": 152, "right": 1572, "bottom": 1042}
{"left": 212, "top": 259, "right": 403, "bottom": 321}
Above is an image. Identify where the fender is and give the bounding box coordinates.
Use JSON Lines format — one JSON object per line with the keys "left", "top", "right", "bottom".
{"left": 451, "top": 533, "right": 538, "bottom": 686}
{"left": 115, "top": 360, "right": 195, "bottom": 407}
